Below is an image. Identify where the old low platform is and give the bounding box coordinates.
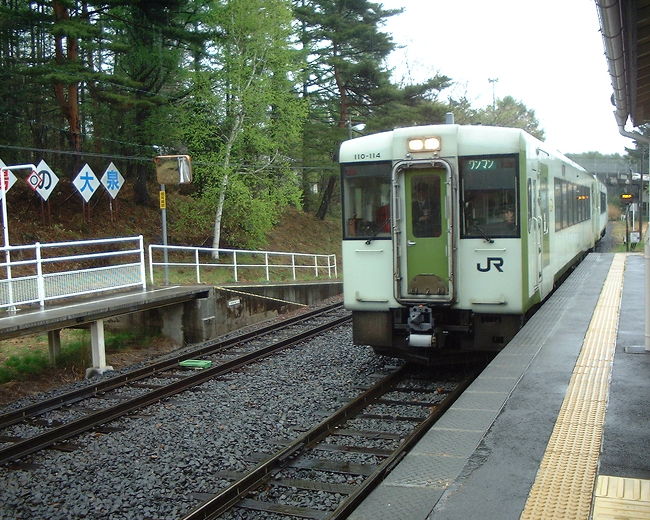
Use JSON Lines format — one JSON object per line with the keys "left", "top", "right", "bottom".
{"left": 350, "top": 252, "right": 650, "bottom": 520}
{"left": 0, "top": 285, "right": 212, "bottom": 377}
{"left": 0, "top": 285, "right": 211, "bottom": 341}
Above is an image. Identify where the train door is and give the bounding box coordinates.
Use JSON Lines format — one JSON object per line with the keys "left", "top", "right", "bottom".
{"left": 540, "top": 165, "right": 550, "bottom": 268}
{"left": 398, "top": 166, "right": 453, "bottom": 301}
{"left": 528, "top": 177, "right": 543, "bottom": 290}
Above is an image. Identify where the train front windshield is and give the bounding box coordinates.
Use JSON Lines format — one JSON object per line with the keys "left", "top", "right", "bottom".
{"left": 341, "top": 162, "right": 392, "bottom": 239}
{"left": 460, "top": 155, "right": 519, "bottom": 238}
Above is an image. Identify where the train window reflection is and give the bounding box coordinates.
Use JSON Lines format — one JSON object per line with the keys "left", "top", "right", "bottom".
{"left": 341, "top": 162, "right": 392, "bottom": 239}
{"left": 460, "top": 154, "right": 519, "bottom": 238}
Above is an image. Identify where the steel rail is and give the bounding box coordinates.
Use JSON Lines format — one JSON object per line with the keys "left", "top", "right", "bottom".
{"left": 0, "top": 312, "right": 350, "bottom": 465}
{"left": 180, "top": 366, "right": 409, "bottom": 520}
{"left": 0, "top": 302, "right": 343, "bottom": 429}
{"left": 180, "top": 368, "right": 478, "bottom": 520}
{"left": 324, "top": 372, "right": 477, "bottom": 519}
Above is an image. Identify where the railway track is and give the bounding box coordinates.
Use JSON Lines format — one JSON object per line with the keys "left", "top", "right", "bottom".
{"left": 181, "top": 365, "right": 478, "bottom": 520}
{"left": 0, "top": 302, "right": 349, "bottom": 466}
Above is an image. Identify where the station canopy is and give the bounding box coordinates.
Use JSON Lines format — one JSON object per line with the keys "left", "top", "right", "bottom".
{"left": 597, "top": 0, "right": 650, "bottom": 126}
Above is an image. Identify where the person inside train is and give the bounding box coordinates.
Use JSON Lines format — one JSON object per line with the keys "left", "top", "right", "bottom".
{"left": 412, "top": 183, "right": 432, "bottom": 234}
{"left": 412, "top": 181, "right": 442, "bottom": 237}
{"left": 500, "top": 205, "right": 517, "bottom": 234}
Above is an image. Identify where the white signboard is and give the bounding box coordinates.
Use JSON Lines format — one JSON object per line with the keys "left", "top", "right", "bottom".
{"left": 34, "top": 160, "right": 60, "bottom": 201}
{"left": 0, "top": 159, "right": 17, "bottom": 199}
{"left": 73, "top": 164, "right": 100, "bottom": 203}
{"left": 100, "top": 162, "right": 125, "bottom": 199}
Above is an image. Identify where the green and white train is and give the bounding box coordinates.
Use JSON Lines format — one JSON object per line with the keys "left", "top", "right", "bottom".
{"left": 340, "top": 124, "right": 607, "bottom": 363}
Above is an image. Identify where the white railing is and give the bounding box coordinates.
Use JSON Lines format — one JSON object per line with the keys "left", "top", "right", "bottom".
{"left": 0, "top": 236, "right": 146, "bottom": 310}
{"left": 148, "top": 244, "right": 338, "bottom": 284}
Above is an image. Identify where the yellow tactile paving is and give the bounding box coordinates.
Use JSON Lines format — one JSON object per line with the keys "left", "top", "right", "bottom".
{"left": 593, "top": 476, "right": 650, "bottom": 519}
{"left": 520, "top": 254, "right": 627, "bottom": 520}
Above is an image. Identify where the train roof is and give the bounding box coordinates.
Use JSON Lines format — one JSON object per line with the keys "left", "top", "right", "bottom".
{"left": 339, "top": 124, "right": 590, "bottom": 175}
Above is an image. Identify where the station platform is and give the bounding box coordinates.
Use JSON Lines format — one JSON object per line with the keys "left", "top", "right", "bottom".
{"left": 0, "top": 285, "right": 211, "bottom": 340}
{"left": 350, "top": 252, "right": 650, "bottom": 520}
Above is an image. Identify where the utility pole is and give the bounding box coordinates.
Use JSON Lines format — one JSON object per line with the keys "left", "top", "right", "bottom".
{"left": 488, "top": 78, "right": 499, "bottom": 110}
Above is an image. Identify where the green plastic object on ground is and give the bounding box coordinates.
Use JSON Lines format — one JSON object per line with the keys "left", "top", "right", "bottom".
{"left": 179, "top": 359, "right": 213, "bottom": 369}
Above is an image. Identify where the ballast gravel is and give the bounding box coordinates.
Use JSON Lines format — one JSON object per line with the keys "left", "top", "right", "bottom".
{"left": 0, "top": 325, "right": 402, "bottom": 520}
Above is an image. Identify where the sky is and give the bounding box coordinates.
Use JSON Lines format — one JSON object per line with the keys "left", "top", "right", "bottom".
{"left": 378, "top": 0, "right": 632, "bottom": 156}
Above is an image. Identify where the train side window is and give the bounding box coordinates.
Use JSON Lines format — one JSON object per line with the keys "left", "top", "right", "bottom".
{"left": 562, "top": 182, "right": 569, "bottom": 228}
{"left": 459, "top": 154, "right": 519, "bottom": 239}
{"left": 554, "top": 179, "right": 562, "bottom": 231}
{"left": 341, "top": 162, "right": 392, "bottom": 239}
{"left": 554, "top": 178, "right": 592, "bottom": 231}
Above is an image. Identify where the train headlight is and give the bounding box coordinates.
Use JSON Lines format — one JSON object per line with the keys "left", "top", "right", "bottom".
{"left": 408, "top": 136, "right": 441, "bottom": 152}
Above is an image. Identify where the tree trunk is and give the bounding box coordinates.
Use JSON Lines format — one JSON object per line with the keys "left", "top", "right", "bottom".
{"left": 316, "top": 176, "right": 336, "bottom": 220}
{"left": 211, "top": 112, "right": 243, "bottom": 258}
{"left": 52, "top": 0, "right": 82, "bottom": 172}
{"left": 133, "top": 106, "right": 150, "bottom": 205}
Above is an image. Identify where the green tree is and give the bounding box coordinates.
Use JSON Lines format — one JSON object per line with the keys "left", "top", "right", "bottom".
{"left": 621, "top": 125, "right": 650, "bottom": 175}
{"left": 0, "top": 0, "right": 206, "bottom": 190}
{"left": 451, "top": 95, "right": 545, "bottom": 140}
{"left": 363, "top": 76, "right": 453, "bottom": 133}
{"left": 294, "top": 0, "right": 402, "bottom": 218}
{"left": 179, "top": 0, "right": 306, "bottom": 252}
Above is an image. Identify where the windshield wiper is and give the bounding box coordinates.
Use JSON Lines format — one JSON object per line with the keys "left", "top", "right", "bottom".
{"left": 365, "top": 218, "right": 391, "bottom": 245}
{"left": 471, "top": 222, "right": 494, "bottom": 244}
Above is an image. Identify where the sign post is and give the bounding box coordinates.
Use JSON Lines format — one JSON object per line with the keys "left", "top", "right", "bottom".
{"left": 100, "top": 162, "right": 125, "bottom": 222}
{"left": 34, "top": 160, "right": 60, "bottom": 225}
{"left": 160, "top": 184, "right": 168, "bottom": 285}
{"left": 73, "top": 164, "right": 100, "bottom": 224}
{"left": 621, "top": 193, "right": 635, "bottom": 251}
{"left": 153, "top": 155, "right": 192, "bottom": 285}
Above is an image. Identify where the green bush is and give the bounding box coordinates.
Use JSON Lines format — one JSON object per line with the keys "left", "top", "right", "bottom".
{"left": 0, "top": 331, "right": 146, "bottom": 384}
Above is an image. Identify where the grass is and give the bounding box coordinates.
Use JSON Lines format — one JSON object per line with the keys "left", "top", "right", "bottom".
{"left": 607, "top": 219, "right": 646, "bottom": 252}
{"left": 0, "top": 207, "right": 342, "bottom": 387}
{"left": 0, "top": 330, "right": 153, "bottom": 384}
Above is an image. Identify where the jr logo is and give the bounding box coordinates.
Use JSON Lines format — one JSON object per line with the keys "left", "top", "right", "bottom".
{"left": 477, "top": 257, "right": 504, "bottom": 272}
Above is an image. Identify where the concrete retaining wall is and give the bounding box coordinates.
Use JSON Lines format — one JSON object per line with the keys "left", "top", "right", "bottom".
{"left": 106, "top": 282, "right": 342, "bottom": 346}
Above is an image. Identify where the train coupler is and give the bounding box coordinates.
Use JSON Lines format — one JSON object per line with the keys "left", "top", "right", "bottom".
{"left": 407, "top": 305, "right": 435, "bottom": 348}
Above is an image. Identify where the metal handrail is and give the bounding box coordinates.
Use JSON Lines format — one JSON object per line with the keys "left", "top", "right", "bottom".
{"left": 149, "top": 244, "right": 338, "bottom": 284}
{"left": 0, "top": 236, "right": 146, "bottom": 310}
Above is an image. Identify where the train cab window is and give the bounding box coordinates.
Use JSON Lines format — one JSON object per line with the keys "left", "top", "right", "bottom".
{"left": 341, "top": 162, "right": 392, "bottom": 239}
{"left": 411, "top": 176, "right": 441, "bottom": 237}
{"left": 459, "top": 154, "right": 519, "bottom": 239}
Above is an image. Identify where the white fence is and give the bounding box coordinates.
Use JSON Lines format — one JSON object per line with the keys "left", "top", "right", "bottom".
{"left": 148, "top": 244, "right": 338, "bottom": 284}
{"left": 0, "top": 236, "right": 146, "bottom": 310}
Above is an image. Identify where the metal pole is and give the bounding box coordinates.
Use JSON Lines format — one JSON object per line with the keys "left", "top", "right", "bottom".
{"left": 1, "top": 168, "right": 14, "bottom": 312}
{"left": 35, "top": 242, "right": 45, "bottom": 307}
{"left": 626, "top": 170, "right": 650, "bottom": 354}
{"left": 625, "top": 204, "right": 630, "bottom": 252}
{"left": 138, "top": 235, "right": 147, "bottom": 289}
{"left": 160, "top": 183, "right": 169, "bottom": 285}
{"left": 639, "top": 151, "right": 650, "bottom": 352}
{"left": 195, "top": 248, "right": 201, "bottom": 284}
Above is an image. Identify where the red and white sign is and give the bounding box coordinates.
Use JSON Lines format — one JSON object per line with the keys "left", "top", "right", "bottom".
{"left": 26, "top": 170, "right": 41, "bottom": 191}
{"left": 0, "top": 159, "right": 18, "bottom": 199}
